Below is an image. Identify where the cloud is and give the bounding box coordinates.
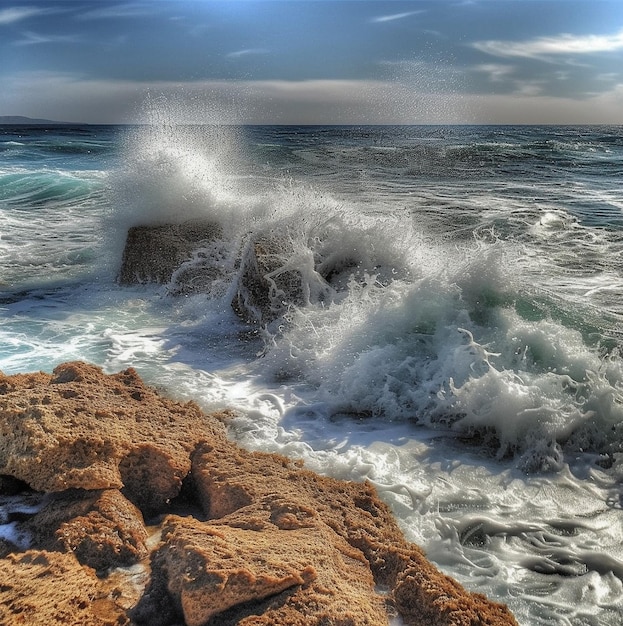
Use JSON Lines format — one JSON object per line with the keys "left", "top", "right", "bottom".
{"left": 474, "top": 64, "right": 515, "bottom": 82}
{"left": 76, "top": 2, "right": 156, "bottom": 20}
{"left": 370, "top": 11, "right": 424, "bottom": 24}
{"left": 0, "top": 6, "right": 52, "bottom": 24}
{"left": 12, "top": 30, "right": 82, "bottom": 46}
{"left": 3, "top": 71, "right": 622, "bottom": 126}
{"left": 473, "top": 29, "right": 623, "bottom": 60}
{"left": 0, "top": 72, "right": 467, "bottom": 125}
{"left": 512, "top": 80, "right": 545, "bottom": 97}
{"left": 473, "top": 64, "right": 546, "bottom": 96}
{"left": 226, "top": 48, "right": 268, "bottom": 59}
{"left": 465, "top": 83, "right": 623, "bottom": 124}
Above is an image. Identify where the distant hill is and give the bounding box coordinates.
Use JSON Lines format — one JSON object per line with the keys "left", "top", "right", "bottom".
{"left": 0, "top": 115, "right": 77, "bottom": 125}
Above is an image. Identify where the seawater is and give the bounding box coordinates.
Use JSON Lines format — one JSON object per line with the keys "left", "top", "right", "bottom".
{"left": 1, "top": 120, "right": 623, "bottom": 625}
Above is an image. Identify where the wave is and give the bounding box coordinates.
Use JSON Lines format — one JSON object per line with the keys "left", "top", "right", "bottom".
{"left": 0, "top": 169, "right": 102, "bottom": 207}
{"left": 109, "top": 120, "right": 623, "bottom": 472}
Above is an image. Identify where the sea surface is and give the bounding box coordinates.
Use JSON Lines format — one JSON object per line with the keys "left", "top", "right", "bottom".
{"left": 1, "top": 119, "right": 623, "bottom": 625}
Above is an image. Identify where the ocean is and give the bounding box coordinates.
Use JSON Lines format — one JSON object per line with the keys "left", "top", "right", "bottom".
{"left": 1, "top": 119, "right": 622, "bottom": 625}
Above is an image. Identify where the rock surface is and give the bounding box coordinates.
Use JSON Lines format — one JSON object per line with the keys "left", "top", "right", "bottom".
{"left": 117, "top": 223, "right": 372, "bottom": 327}
{"left": 118, "top": 220, "right": 222, "bottom": 286}
{"left": 0, "top": 362, "right": 519, "bottom": 626}
{"left": 232, "top": 234, "right": 308, "bottom": 325}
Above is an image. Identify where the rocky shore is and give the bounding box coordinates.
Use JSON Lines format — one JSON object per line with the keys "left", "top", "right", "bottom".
{"left": 0, "top": 361, "right": 518, "bottom": 625}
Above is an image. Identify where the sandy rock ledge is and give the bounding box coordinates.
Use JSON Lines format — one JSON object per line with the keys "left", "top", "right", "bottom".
{"left": 0, "top": 361, "right": 518, "bottom": 626}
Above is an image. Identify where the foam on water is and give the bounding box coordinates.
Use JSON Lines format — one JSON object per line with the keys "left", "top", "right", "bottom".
{"left": 98, "top": 109, "right": 623, "bottom": 467}
{"left": 2, "top": 117, "right": 623, "bottom": 625}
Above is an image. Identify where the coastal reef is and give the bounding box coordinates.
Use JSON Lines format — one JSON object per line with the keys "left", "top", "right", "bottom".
{"left": 0, "top": 361, "right": 518, "bottom": 625}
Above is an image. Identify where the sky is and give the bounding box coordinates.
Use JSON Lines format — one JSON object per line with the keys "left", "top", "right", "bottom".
{"left": 1, "top": 0, "right": 623, "bottom": 124}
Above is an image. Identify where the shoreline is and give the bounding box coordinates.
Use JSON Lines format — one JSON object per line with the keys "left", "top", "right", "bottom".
{"left": 0, "top": 361, "right": 518, "bottom": 625}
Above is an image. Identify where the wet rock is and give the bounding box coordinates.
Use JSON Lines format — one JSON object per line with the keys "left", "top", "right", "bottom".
{"left": 232, "top": 234, "right": 309, "bottom": 325}
{"left": 116, "top": 221, "right": 401, "bottom": 327}
{"left": 118, "top": 220, "right": 222, "bottom": 285}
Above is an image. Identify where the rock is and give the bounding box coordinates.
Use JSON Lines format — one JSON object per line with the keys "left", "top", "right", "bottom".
{"left": 116, "top": 222, "right": 402, "bottom": 327}
{"left": 0, "top": 550, "right": 127, "bottom": 625}
{"left": 232, "top": 234, "right": 308, "bottom": 325}
{"left": 0, "top": 361, "right": 227, "bottom": 512}
{"left": 0, "top": 363, "right": 519, "bottom": 626}
{"left": 23, "top": 489, "right": 149, "bottom": 572}
{"left": 118, "top": 220, "right": 222, "bottom": 285}
{"left": 230, "top": 232, "right": 401, "bottom": 327}
{"left": 148, "top": 512, "right": 386, "bottom": 626}
{"left": 189, "top": 441, "right": 518, "bottom": 626}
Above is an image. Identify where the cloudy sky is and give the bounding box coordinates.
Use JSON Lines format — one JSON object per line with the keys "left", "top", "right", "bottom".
{"left": 1, "top": 0, "right": 622, "bottom": 124}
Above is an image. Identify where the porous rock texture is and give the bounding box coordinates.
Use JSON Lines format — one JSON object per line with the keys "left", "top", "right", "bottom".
{"left": 0, "top": 361, "right": 519, "bottom": 626}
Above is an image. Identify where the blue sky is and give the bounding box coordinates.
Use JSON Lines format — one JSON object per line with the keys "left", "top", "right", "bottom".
{"left": 1, "top": 1, "right": 622, "bottom": 124}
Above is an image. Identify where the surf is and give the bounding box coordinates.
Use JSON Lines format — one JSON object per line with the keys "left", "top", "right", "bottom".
{"left": 3, "top": 116, "right": 623, "bottom": 625}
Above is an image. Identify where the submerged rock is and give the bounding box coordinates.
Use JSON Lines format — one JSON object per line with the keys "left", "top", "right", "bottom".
{"left": 0, "top": 362, "right": 518, "bottom": 625}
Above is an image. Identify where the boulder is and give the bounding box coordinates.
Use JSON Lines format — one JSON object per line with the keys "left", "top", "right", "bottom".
{"left": 116, "top": 222, "right": 401, "bottom": 327}
{"left": 230, "top": 232, "right": 401, "bottom": 327}
{"left": 190, "top": 441, "right": 518, "bottom": 626}
{"left": 148, "top": 512, "right": 385, "bottom": 626}
{"left": 232, "top": 235, "right": 309, "bottom": 325}
{"left": 23, "top": 488, "right": 149, "bottom": 572}
{"left": 118, "top": 220, "right": 222, "bottom": 285}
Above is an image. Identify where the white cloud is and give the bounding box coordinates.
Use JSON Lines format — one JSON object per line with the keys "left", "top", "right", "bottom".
{"left": 475, "top": 64, "right": 515, "bottom": 82}
{"left": 596, "top": 72, "right": 621, "bottom": 81}
{"left": 12, "top": 30, "right": 82, "bottom": 46}
{"left": 0, "top": 6, "right": 52, "bottom": 24}
{"left": 512, "top": 80, "right": 545, "bottom": 97}
{"left": 370, "top": 11, "right": 424, "bottom": 24}
{"left": 76, "top": 2, "right": 155, "bottom": 20}
{"left": 226, "top": 48, "right": 268, "bottom": 59}
{"left": 473, "top": 29, "right": 623, "bottom": 60}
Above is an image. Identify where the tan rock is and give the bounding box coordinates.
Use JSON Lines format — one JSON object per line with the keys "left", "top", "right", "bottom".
{"left": 0, "top": 550, "right": 127, "bottom": 625}
{"left": 190, "top": 442, "right": 518, "bottom": 626}
{"left": 0, "top": 361, "right": 227, "bottom": 511}
{"left": 0, "top": 363, "right": 518, "bottom": 626}
{"left": 149, "top": 509, "right": 387, "bottom": 626}
{"left": 23, "top": 489, "right": 149, "bottom": 572}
